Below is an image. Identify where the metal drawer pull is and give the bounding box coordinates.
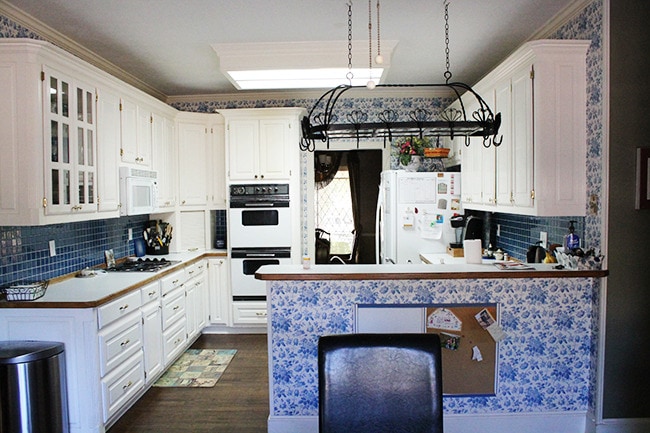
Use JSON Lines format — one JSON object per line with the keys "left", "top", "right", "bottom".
{"left": 120, "top": 339, "right": 131, "bottom": 347}
{"left": 173, "top": 305, "right": 180, "bottom": 311}
{"left": 148, "top": 290, "right": 156, "bottom": 297}
{"left": 172, "top": 279, "right": 179, "bottom": 285}
{"left": 122, "top": 381, "right": 133, "bottom": 390}
{"left": 119, "top": 304, "right": 129, "bottom": 311}
{"left": 255, "top": 312, "right": 267, "bottom": 317}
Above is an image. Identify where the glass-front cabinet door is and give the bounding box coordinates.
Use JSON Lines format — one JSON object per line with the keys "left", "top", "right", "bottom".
{"left": 44, "top": 67, "right": 97, "bottom": 215}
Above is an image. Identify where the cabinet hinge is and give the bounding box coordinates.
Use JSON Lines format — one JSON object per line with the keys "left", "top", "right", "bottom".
{"left": 42, "top": 197, "right": 47, "bottom": 208}
{"left": 119, "top": 102, "right": 123, "bottom": 111}
{"left": 40, "top": 71, "right": 45, "bottom": 82}
{"left": 530, "top": 190, "right": 536, "bottom": 199}
{"left": 150, "top": 115, "right": 153, "bottom": 124}
{"left": 530, "top": 67, "right": 535, "bottom": 80}
{"left": 120, "top": 148, "right": 124, "bottom": 156}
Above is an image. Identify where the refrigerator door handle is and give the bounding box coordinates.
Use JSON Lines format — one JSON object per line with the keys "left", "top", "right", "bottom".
{"left": 375, "top": 182, "right": 383, "bottom": 264}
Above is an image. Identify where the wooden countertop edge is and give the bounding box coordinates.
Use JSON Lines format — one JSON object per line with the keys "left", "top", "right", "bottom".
{"left": 256, "top": 269, "right": 609, "bottom": 281}
{"left": 0, "top": 251, "right": 227, "bottom": 309}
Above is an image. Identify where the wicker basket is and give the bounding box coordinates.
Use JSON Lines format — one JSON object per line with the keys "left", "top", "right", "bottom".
{"left": 423, "top": 148, "right": 450, "bottom": 158}
{"left": 2, "top": 281, "right": 49, "bottom": 301}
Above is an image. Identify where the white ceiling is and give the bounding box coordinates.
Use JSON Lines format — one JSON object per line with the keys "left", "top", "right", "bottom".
{"left": 2, "top": 0, "right": 578, "bottom": 98}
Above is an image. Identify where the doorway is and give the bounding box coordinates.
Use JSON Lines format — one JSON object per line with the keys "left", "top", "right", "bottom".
{"left": 314, "top": 149, "right": 382, "bottom": 264}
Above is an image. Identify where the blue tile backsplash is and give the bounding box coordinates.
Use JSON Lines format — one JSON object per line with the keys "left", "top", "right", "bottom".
{"left": 0, "top": 216, "right": 148, "bottom": 286}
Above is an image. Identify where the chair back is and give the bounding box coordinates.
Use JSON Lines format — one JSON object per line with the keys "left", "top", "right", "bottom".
{"left": 318, "top": 333, "right": 443, "bottom": 433}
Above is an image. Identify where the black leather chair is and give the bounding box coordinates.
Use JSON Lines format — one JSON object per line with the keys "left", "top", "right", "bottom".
{"left": 318, "top": 333, "right": 443, "bottom": 433}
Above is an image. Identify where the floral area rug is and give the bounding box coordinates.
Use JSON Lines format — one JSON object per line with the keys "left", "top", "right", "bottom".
{"left": 153, "top": 349, "right": 237, "bottom": 388}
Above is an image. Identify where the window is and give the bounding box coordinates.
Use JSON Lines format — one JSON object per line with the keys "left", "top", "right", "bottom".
{"left": 315, "top": 167, "right": 354, "bottom": 255}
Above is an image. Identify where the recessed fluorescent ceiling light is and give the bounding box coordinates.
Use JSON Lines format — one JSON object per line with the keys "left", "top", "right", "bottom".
{"left": 212, "top": 41, "right": 395, "bottom": 90}
{"left": 228, "top": 68, "right": 384, "bottom": 89}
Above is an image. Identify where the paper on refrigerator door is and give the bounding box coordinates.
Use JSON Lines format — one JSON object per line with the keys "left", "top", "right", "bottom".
{"left": 419, "top": 211, "right": 443, "bottom": 239}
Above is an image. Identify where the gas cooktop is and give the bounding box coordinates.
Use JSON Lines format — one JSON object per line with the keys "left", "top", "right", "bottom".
{"left": 107, "top": 258, "right": 180, "bottom": 272}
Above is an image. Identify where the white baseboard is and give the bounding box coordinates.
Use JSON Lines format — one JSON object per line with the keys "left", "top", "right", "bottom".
{"left": 201, "top": 325, "right": 266, "bottom": 334}
{"left": 268, "top": 412, "right": 588, "bottom": 433}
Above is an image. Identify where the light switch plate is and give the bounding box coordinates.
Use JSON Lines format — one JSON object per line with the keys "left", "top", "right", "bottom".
{"left": 540, "top": 231, "right": 548, "bottom": 249}
{"left": 49, "top": 240, "right": 56, "bottom": 257}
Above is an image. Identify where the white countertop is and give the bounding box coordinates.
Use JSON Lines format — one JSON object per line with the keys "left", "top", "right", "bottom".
{"left": 1, "top": 250, "right": 225, "bottom": 308}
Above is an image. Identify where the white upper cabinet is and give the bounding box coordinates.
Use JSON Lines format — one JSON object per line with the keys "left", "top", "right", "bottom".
{"left": 0, "top": 39, "right": 183, "bottom": 225}
{"left": 43, "top": 66, "right": 98, "bottom": 216}
{"left": 222, "top": 108, "right": 304, "bottom": 181}
{"left": 96, "top": 86, "right": 121, "bottom": 215}
{"left": 177, "top": 114, "right": 210, "bottom": 207}
{"left": 120, "top": 97, "right": 153, "bottom": 167}
{"left": 151, "top": 110, "right": 177, "bottom": 209}
{"left": 460, "top": 40, "right": 589, "bottom": 216}
{"left": 0, "top": 40, "right": 109, "bottom": 225}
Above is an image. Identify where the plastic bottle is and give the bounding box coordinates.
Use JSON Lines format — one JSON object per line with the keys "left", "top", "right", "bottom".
{"left": 564, "top": 220, "right": 580, "bottom": 251}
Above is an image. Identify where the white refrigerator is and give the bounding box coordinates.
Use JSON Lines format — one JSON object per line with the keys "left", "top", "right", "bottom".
{"left": 375, "top": 170, "right": 462, "bottom": 264}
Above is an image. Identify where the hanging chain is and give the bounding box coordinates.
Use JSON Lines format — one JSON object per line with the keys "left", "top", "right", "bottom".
{"left": 368, "top": 0, "right": 372, "bottom": 72}
{"left": 376, "top": 1, "right": 381, "bottom": 59}
{"left": 444, "top": 1, "right": 452, "bottom": 83}
{"left": 347, "top": 1, "right": 354, "bottom": 83}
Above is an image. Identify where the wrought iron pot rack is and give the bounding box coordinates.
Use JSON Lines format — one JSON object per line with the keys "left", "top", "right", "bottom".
{"left": 299, "top": 82, "right": 502, "bottom": 152}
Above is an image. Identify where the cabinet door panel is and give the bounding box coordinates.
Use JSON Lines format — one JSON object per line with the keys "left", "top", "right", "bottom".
{"left": 178, "top": 121, "right": 208, "bottom": 206}
{"left": 495, "top": 79, "right": 513, "bottom": 208}
{"left": 96, "top": 88, "right": 121, "bottom": 213}
{"left": 259, "top": 119, "right": 289, "bottom": 179}
{"left": 227, "top": 119, "right": 259, "bottom": 180}
{"left": 511, "top": 66, "right": 534, "bottom": 209}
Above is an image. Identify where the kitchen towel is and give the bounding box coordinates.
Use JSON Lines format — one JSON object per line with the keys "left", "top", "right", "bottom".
{"left": 463, "top": 239, "right": 483, "bottom": 264}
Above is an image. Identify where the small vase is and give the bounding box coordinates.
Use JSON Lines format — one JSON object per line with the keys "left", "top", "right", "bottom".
{"left": 402, "top": 155, "right": 422, "bottom": 172}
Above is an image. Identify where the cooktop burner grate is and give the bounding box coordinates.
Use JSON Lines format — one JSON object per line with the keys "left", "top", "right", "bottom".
{"left": 107, "top": 258, "right": 180, "bottom": 272}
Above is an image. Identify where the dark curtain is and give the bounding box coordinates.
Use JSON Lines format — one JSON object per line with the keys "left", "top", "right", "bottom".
{"left": 347, "top": 151, "right": 362, "bottom": 263}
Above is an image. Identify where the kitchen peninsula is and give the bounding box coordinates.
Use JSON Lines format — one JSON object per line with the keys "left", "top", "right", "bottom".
{"left": 257, "top": 263, "right": 607, "bottom": 433}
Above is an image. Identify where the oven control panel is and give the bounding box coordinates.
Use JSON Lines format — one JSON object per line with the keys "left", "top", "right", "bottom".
{"left": 230, "top": 184, "right": 289, "bottom": 197}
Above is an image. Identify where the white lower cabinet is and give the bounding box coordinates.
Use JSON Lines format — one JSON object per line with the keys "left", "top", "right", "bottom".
{"left": 208, "top": 258, "right": 231, "bottom": 325}
{"left": 0, "top": 257, "right": 232, "bottom": 433}
{"left": 140, "top": 281, "right": 163, "bottom": 384}
{"left": 232, "top": 301, "right": 268, "bottom": 325}
{"left": 163, "top": 317, "right": 187, "bottom": 366}
{"left": 101, "top": 351, "right": 145, "bottom": 422}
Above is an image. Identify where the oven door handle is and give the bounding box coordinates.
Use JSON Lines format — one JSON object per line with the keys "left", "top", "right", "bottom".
{"left": 244, "top": 253, "right": 278, "bottom": 257}
{"left": 244, "top": 202, "right": 275, "bottom": 207}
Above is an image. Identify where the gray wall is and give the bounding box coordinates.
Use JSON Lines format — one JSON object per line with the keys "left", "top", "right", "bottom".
{"left": 603, "top": 0, "right": 650, "bottom": 419}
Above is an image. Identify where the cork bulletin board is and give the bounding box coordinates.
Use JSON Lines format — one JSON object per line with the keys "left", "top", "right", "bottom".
{"left": 426, "top": 304, "right": 498, "bottom": 395}
{"left": 355, "top": 303, "right": 500, "bottom": 396}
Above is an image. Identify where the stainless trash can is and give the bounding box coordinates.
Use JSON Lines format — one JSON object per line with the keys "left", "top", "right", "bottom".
{"left": 0, "top": 341, "right": 69, "bottom": 433}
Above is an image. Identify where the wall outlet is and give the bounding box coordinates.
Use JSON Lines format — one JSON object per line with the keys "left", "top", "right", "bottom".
{"left": 49, "top": 240, "right": 56, "bottom": 257}
{"left": 128, "top": 228, "right": 133, "bottom": 241}
{"left": 540, "top": 231, "right": 548, "bottom": 249}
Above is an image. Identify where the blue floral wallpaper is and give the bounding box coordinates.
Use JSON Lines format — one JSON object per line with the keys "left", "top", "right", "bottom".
{"left": 268, "top": 276, "right": 598, "bottom": 415}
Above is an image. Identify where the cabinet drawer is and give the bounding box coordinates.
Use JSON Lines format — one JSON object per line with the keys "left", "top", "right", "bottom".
{"left": 98, "top": 312, "right": 143, "bottom": 377}
{"left": 232, "top": 301, "right": 267, "bottom": 325}
{"left": 163, "top": 317, "right": 187, "bottom": 366}
{"left": 98, "top": 290, "right": 142, "bottom": 329}
{"left": 161, "top": 286, "right": 185, "bottom": 330}
{"left": 101, "top": 351, "right": 144, "bottom": 422}
{"left": 159, "top": 269, "right": 185, "bottom": 296}
{"left": 140, "top": 281, "right": 160, "bottom": 305}
{"left": 185, "top": 260, "right": 206, "bottom": 280}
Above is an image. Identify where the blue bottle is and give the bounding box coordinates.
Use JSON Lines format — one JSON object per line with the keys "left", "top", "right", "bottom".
{"left": 564, "top": 220, "right": 580, "bottom": 251}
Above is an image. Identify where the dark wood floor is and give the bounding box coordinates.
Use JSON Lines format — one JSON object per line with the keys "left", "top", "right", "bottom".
{"left": 107, "top": 334, "right": 269, "bottom": 433}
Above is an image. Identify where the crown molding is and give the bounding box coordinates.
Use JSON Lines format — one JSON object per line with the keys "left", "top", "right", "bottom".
{"left": 0, "top": 0, "right": 167, "bottom": 101}
{"left": 167, "top": 86, "right": 454, "bottom": 106}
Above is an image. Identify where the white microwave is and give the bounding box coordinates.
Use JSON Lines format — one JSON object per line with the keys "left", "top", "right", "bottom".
{"left": 119, "top": 167, "right": 158, "bottom": 216}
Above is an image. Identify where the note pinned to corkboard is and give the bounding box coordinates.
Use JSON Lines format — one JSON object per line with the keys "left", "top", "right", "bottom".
{"left": 426, "top": 305, "right": 498, "bottom": 395}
